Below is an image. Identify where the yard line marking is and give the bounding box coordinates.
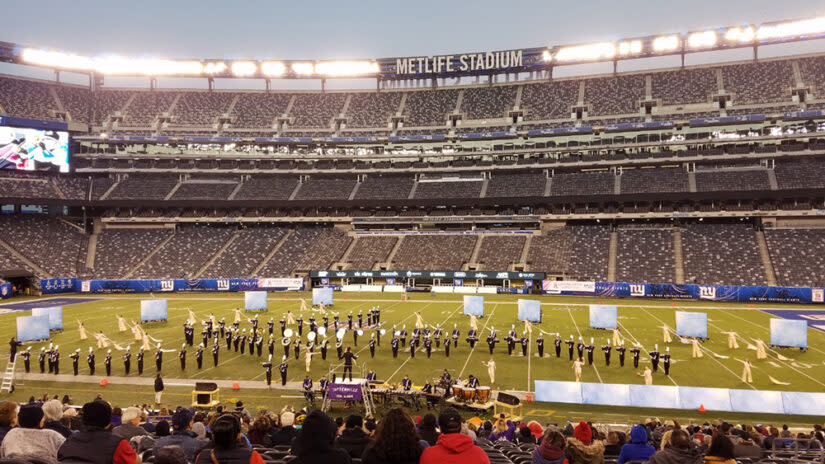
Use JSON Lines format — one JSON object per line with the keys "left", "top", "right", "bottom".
{"left": 638, "top": 306, "right": 756, "bottom": 390}
{"left": 458, "top": 303, "right": 499, "bottom": 380}
{"left": 567, "top": 306, "right": 603, "bottom": 383}
{"left": 386, "top": 302, "right": 465, "bottom": 384}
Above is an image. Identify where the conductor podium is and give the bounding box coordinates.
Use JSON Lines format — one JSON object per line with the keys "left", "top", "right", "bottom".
{"left": 494, "top": 391, "right": 522, "bottom": 422}
{"left": 192, "top": 382, "right": 220, "bottom": 408}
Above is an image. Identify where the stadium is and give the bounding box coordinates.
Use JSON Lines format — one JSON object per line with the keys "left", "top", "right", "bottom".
{"left": 1, "top": 3, "right": 825, "bottom": 463}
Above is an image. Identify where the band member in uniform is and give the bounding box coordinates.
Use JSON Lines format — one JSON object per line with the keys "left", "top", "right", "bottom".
{"left": 136, "top": 348, "right": 144, "bottom": 374}
{"left": 467, "top": 374, "right": 480, "bottom": 388}
{"left": 282, "top": 335, "right": 292, "bottom": 358}
{"left": 336, "top": 338, "right": 344, "bottom": 360}
{"left": 366, "top": 370, "right": 377, "bottom": 382}
{"left": 520, "top": 334, "right": 529, "bottom": 357}
{"left": 368, "top": 334, "right": 376, "bottom": 358}
{"left": 303, "top": 376, "right": 314, "bottom": 403}
{"left": 262, "top": 355, "right": 273, "bottom": 387}
{"left": 536, "top": 334, "right": 544, "bottom": 358}
{"left": 390, "top": 332, "right": 400, "bottom": 358}
{"left": 248, "top": 332, "right": 256, "bottom": 357}
{"left": 401, "top": 375, "right": 412, "bottom": 391}
{"left": 51, "top": 347, "right": 59, "bottom": 375}
{"left": 576, "top": 337, "right": 585, "bottom": 359}
{"left": 662, "top": 347, "right": 671, "bottom": 376}
{"left": 649, "top": 345, "right": 660, "bottom": 372}
{"left": 434, "top": 325, "right": 442, "bottom": 348}
{"left": 267, "top": 338, "right": 275, "bottom": 357}
{"left": 212, "top": 343, "right": 219, "bottom": 367}
{"left": 630, "top": 344, "right": 641, "bottom": 368}
{"left": 47, "top": 345, "right": 54, "bottom": 373}
{"left": 506, "top": 327, "right": 516, "bottom": 355}
{"left": 256, "top": 336, "right": 263, "bottom": 357}
{"left": 70, "top": 349, "right": 80, "bottom": 376}
{"left": 320, "top": 338, "right": 328, "bottom": 360}
{"left": 352, "top": 328, "right": 359, "bottom": 346}
{"left": 293, "top": 338, "right": 300, "bottom": 360}
{"left": 357, "top": 311, "right": 363, "bottom": 329}
{"left": 225, "top": 329, "right": 232, "bottom": 351}
{"left": 603, "top": 340, "right": 612, "bottom": 366}
{"left": 408, "top": 337, "right": 417, "bottom": 358}
{"left": 342, "top": 347, "right": 357, "bottom": 381}
{"left": 347, "top": 312, "right": 353, "bottom": 330}
{"left": 195, "top": 344, "right": 203, "bottom": 369}
{"left": 399, "top": 325, "right": 407, "bottom": 347}
{"left": 87, "top": 347, "right": 95, "bottom": 375}
{"left": 201, "top": 328, "right": 208, "bottom": 347}
{"left": 319, "top": 376, "right": 329, "bottom": 399}
{"left": 123, "top": 347, "right": 131, "bottom": 375}
{"left": 296, "top": 315, "right": 304, "bottom": 337}
{"left": 451, "top": 324, "right": 460, "bottom": 348}
{"left": 219, "top": 318, "right": 226, "bottom": 338}
{"left": 155, "top": 345, "right": 163, "bottom": 372}
{"left": 487, "top": 329, "right": 498, "bottom": 354}
{"left": 309, "top": 315, "right": 316, "bottom": 334}
{"left": 585, "top": 339, "right": 595, "bottom": 365}
{"left": 424, "top": 336, "right": 433, "bottom": 358}
{"left": 616, "top": 340, "right": 626, "bottom": 367}
{"left": 38, "top": 347, "right": 46, "bottom": 373}
{"left": 278, "top": 356, "right": 288, "bottom": 386}
{"left": 466, "top": 329, "right": 477, "bottom": 349}
{"left": 267, "top": 318, "right": 274, "bottom": 336}
{"left": 566, "top": 336, "right": 575, "bottom": 360}
{"left": 239, "top": 330, "right": 247, "bottom": 355}
{"left": 444, "top": 335, "right": 451, "bottom": 357}
{"left": 178, "top": 344, "right": 186, "bottom": 370}
{"left": 279, "top": 316, "right": 286, "bottom": 336}
{"left": 21, "top": 347, "right": 31, "bottom": 373}
{"left": 104, "top": 350, "right": 112, "bottom": 376}
{"left": 555, "top": 335, "right": 562, "bottom": 358}
{"left": 232, "top": 331, "right": 240, "bottom": 352}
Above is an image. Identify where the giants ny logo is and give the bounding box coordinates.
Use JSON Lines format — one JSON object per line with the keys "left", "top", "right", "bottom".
{"left": 699, "top": 286, "right": 716, "bottom": 300}
{"left": 217, "top": 279, "right": 230, "bottom": 291}
{"left": 629, "top": 284, "right": 645, "bottom": 297}
{"left": 160, "top": 280, "right": 174, "bottom": 292}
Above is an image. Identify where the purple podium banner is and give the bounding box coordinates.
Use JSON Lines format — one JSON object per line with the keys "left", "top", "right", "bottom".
{"left": 327, "top": 383, "right": 363, "bottom": 401}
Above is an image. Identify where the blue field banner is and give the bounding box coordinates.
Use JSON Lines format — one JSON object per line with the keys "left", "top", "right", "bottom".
{"left": 527, "top": 126, "right": 593, "bottom": 136}
{"left": 541, "top": 280, "right": 825, "bottom": 304}
{"left": 783, "top": 110, "right": 825, "bottom": 120}
{"left": 183, "top": 136, "right": 242, "bottom": 143}
{"left": 318, "top": 136, "right": 380, "bottom": 143}
{"left": 46, "top": 278, "right": 304, "bottom": 294}
{"left": 604, "top": 121, "right": 674, "bottom": 132}
{"left": 0, "top": 116, "right": 68, "bottom": 131}
{"left": 688, "top": 114, "right": 765, "bottom": 126}
{"left": 41, "top": 278, "right": 79, "bottom": 294}
{"left": 456, "top": 131, "right": 517, "bottom": 140}
{"left": 0, "top": 282, "right": 11, "bottom": 299}
{"left": 388, "top": 134, "right": 447, "bottom": 142}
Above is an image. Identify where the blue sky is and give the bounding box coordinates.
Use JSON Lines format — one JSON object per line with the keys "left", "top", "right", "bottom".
{"left": 2, "top": 0, "right": 824, "bottom": 88}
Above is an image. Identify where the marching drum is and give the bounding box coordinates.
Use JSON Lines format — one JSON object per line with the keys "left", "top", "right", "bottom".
{"left": 460, "top": 387, "right": 476, "bottom": 403}
{"left": 475, "top": 386, "right": 491, "bottom": 403}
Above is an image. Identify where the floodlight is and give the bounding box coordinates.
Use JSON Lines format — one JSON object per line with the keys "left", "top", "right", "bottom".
{"left": 652, "top": 35, "right": 680, "bottom": 52}
{"left": 261, "top": 61, "right": 286, "bottom": 76}
{"left": 231, "top": 61, "right": 257, "bottom": 77}
{"left": 687, "top": 31, "right": 717, "bottom": 49}
{"left": 291, "top": 62, "right": 315, "bottom": 75}
{"left": 554, "top": 42, "right": 616, "bottom": 62}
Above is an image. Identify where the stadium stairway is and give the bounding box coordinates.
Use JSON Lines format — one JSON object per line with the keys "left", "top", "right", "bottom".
{"left": 607, "top": 230, "right": 618, "bottom": 282}
{"left": 85, "top": 229, "right": 99, "bottom": 271}
{"left": 0, "top": 236, "right": 49, "bottom": 277}
{"left": 123, "top": 231, "right": 177, "bottom": 279}
{"left": 466, "top": 235, "right": 485, "bottom": 270}
{"left": 755, "top": 230, "right": 778, "bottom": 286}
{"left": 336, "top": 235, "right": 359, "bottom": 269}
{"left": 194, "top": 229, "right": 243, "bottom": 278}
{"left": 382, "top": 235, "right": 405, "bottom": 269}
{"left": 673, "top": 228, "right": 685, "bottom": 284}
{"left": 251, "top": 229, "right": 294, "bottom": 276}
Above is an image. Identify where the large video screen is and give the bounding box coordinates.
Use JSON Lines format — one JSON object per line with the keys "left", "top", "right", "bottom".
{"left": 0, "top": 126, "right": 70, "bottom": 173}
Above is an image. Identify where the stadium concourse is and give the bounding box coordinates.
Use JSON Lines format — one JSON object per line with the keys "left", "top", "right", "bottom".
{"left": 4, "top": 11, "right": 825, "bottom": 464}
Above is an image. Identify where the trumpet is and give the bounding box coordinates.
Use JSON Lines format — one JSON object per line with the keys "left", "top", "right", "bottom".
{"left": 282, "top": 337, "right": 291, "bottom": 346}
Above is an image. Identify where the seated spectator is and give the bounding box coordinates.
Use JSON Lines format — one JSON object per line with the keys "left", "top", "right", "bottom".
{"left": 156, "top": 420, "right": 171, "bottom": 437}
{"left": 704, "top": 435, "right": 736, "bottom": 464}
{"left": 565, "top": 422, "right": 604, "bottom": 464}
{"left": 420, "top": 407, "right": 489, "bottom": 464}
{"left": 235, "top": 401, "right": 253, "bottom": 423}
{"left": 336, "top": 414, "right": 371, "bottom": 458}
{"left": 1, "top": 403, "right": 65, "bottom": 461}
{"left": 762, "top": 427, "right": 779, "bottom": 450}
{"left": 43, "top": 399, "right": 72, "bottom": 438}
{"left": 58, "top": 399, "right": 140, "bottom": 464}
{"left": 153, "top": 407, "right": 206, "bottom": 463}
{"left": 489, "top": 414, "right": 516, "bottom": 442}
{"left": 113, "top": 407, "right": 150, "bottom": 440}
{"left": 526, "top": 422, "right": 544, "bottom": 442}
{"left": 517, "top": 426, "right": 537, "bottom": 445}
{"left": 141, "top": 411, "right": 156, "bottom": 434}
{"left": 647, "top": 429, "right": 701, "bottom": 464}
{"left": 0, "top": 401, "right": 17, "bottom": 445}
{"left": 620, "top": 424, "right": 657, "bottom": 464}
{"left": 247, "top": 416, "right": 271, "bottom": 447}
{"left": 111, "top": 407, "right": 123, "bottom": 427}
{"left": 270, "top": 411, "right": 297, "bottom": 446}
{"left": 291, "top": 410, "right": 351, "bottom": 464}
{"left": 362, "top": 408, "right": 423, "bottom": 464}
{"left": 604, "top": 431, "right": 623, "bottom": 456}
{"left": 417, "top": 414, "right": 440, "bottom": 446}
{"left": 533, "top": 429, "right": 568, "bottom": 464}
{"left": 194, "top": 414, "right": 264, "bottom": 464}
{"left": 477, "top": 421, "right": 493, "bottom": 440}
{"left": 733, "top": 434, "right": 763, "bottom": 459}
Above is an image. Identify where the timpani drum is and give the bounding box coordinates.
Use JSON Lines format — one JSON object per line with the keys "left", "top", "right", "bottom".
{"left": 452, "top": 385, "right": 463, "bottom": 399}
{"left": 460, "top": 387, "right": 476, "bottom": 403}
{"left": 475, "top": 386, "right": 491, "bottom": 403}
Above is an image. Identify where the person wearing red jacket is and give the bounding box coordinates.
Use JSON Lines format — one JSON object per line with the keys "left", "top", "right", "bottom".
{"left": 420, "top": 407, "right": 490, "bottom": 464}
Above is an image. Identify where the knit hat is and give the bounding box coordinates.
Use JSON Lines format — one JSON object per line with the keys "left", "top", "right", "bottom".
{"left": 82, "top": 400, "right": 112, "bottom": 428}
{"left": 18, "top": 405, "right": 44, "bottom": 428}
{"left": 438, "top": 407, "right": 463, "bottom": 434}
{"left": 42, "top": 399, "right": 64, "bottom": 421}
{"left": 281, "top": 411, "right": 295, "bottom": 427}
{"left": 527, "top": 421, "right": 544, "bottom": 439}
{"left": 191, "top": 421, "right": 206, "bottom": 439}
{"left": 122, "top": 407, "right": 142, "bottom": 423}
{"left": 171, "top": 407, "right": 194, "bottom": 430}
{"left": 574, "top": 421, "right": 592, "bottom": 444}
{"left": 345, "top": 414, "right": 363, "bottom": 428}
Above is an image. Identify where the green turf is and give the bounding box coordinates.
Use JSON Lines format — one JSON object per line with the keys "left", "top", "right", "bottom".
{"left": 2, "top": 292, "right": 825, "bottom": 421}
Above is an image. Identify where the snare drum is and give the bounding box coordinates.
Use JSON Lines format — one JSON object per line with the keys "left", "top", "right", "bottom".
{"left": 475, "top": 386, "right": 491, "bottom": 403}
{"left": 451, "top": 385, "right": 463, "bottom": 399}
{"left": 460, "top": 387, "right": 476, "bottom": 402}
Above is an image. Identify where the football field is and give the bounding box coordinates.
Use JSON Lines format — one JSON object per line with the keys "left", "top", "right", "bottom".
{"left": 3, "top": 291, "right": 825, "bottom": 422}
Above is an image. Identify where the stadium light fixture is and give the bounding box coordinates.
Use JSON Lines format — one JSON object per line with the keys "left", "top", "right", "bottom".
{"left": 757, "top": 16, "right": 825, "bottom": 40}
{"left": 231, "top": 61, "right": 257, "bottom": 77}
{"left": 617, "top": 40, "right": 642, "bottom": 56}
{"left": 541, "top": 50, "right": 552, "bottom": 62}
{"left": 687, "top": 30, "right": 717, "bottom": 49}
{"left": 203, "top": 62, "right": 228, "bottom": 74}
{"left": 554, "top": 42, "right": 616, "bottom": 63}
{"left": 291, "top": 62, "right": 315, "bottom": 75}
{"left": 21, "top": 48, "right": 93, "bottom": 71}
{"left": 652, "top": 35, "right": 680, "bottom": 52}
{"left": 315, "top": 61, "right": 379, "bottom": 76}
{"left": 724, "top": 26, "right": 755, "bottom": 43}
{"left": 261, "top": 61, "right": 286, "bottom": 76}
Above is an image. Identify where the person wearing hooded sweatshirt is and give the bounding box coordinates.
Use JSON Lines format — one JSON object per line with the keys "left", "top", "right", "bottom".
{"left": 489, "top": 414, "right": 517, "bottom": 442}
{"left": 533, "top": 430, "right": 569, "bottom": 464}
{"left": 420, "top": 407, "right": 490, "bottom": 464}
{"left": 647, "top": 429, "right": 702, "bottom": 464}
{"left": 565, "top": 421, "right": 605, "bottom": 464}
{"left": 57, "top": 400, "right": 141, "bottom": 464}
{"left": 618, "top": 425, "right": 656, "bottom": 464}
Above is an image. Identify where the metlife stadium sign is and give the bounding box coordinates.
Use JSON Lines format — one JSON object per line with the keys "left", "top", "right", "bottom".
{"left": 394, "top": 50, "right": 524, "bottom": 75}
{"left": 310, "top": 270, "right": 545, "bottom": 280}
